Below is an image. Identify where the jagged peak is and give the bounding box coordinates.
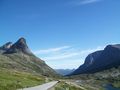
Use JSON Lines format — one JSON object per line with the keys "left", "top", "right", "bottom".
{"left": 0, "top": 42, "right": 12, "bottom": 50}
{"left": 17, "top": 37, "right": 26, "bottom": 44}
{"left": 15, "top": 37, "right": 27, "bottom": 47}
{"left": 5, "top": 37, "right": 32, "bottom": 55}
{"left": 13, "top": 37, "right": 28, "bottom": 48}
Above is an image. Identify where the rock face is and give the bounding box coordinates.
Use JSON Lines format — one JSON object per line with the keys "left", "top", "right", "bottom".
{"left": 0, "top": 42, "right": 12, "bottom": 53}
{"left": 5, "top": 37, "right": 32, "bottom": 55}
{"left": 0, "top": 38, "right": 58, "bottom": 77}
{"left": 71, "top": 44, "right": 120, "bottom": 75}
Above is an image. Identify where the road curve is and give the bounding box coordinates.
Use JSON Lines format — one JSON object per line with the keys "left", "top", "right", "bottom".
{"left": 20, "top": 81, "right": 58, "bottom": 90}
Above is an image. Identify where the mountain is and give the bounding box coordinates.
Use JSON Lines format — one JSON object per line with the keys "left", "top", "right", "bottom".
{"left": 0, "top": 37, "right": 58, "bottom": 77}
{"left": 55, "top": 69, "right": 75, "bottom": 75}
{"left": 4, "top": 38, "right": 32, "bottom": 55}
{"left": 71, "top": 44, "right": 120, "bottom": 75}
{"left": 0, "top": 42, "right": 12, "bottom": 53}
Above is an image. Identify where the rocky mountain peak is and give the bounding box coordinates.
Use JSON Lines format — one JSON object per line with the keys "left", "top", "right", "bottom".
{"left": 0, "top": 38, "right": 58, "bottom": 77}
{"left": 14, "top": 37, "right": 28, "bottom": 49}
{"left": 17, "top": 37, "right": 26, "bottom": 45}
{"left": 0, "top": 42, "right": 12, "bottom": 50}
{"left": 0, "top": 42, "right": 13, "bottom": 54}
{"left": 5, "top": 37, "right": 32, "bottom": 55}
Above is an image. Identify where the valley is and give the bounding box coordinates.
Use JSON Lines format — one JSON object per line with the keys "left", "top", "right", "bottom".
{"left": 1, "top": 0, "right": 120, "bottom": 90}
{"left": 1, "top": 38, "right": 120, "bottom": 90}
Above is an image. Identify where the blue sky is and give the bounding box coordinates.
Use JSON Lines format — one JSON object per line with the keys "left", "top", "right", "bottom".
{"left": 0, "top": 0, "right": 120, "bottom": 69}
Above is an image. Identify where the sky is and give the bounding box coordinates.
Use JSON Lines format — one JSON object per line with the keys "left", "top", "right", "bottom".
{"left": 0, "top": 0, "right": 120, "bottom": 69}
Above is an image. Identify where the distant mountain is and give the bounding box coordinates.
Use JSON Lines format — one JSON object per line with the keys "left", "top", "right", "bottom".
{"left": 71, "top": 44, "right": 120, "bottom": 75}
{"left": 55, "top": 69, "right": 75, "bottom": 75}
{"left": 0, "top": 37, "right": 58, "bottom": 77}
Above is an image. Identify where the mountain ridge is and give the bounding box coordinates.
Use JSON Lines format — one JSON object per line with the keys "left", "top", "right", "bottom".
{"left": 0, "top": 37, "right": 58, "bottom": 77}
{"left": 71, "top": 44, "right": 120, "bottom": 75}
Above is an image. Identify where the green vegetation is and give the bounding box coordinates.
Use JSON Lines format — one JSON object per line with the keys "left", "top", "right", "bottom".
{"left": 0, "top": 68, "right": 46, "bottom": 90}
{"left": 113, "top": 81, "right": 120, "bottom": 88}
{"left": 0, "top": 53, "right": 59, "bottom": 78}
{"left": 54, "top": 81, "right": 84, "bottom": 90}
{"left": 67, "top": 67, "right": 120, "bottom": 90}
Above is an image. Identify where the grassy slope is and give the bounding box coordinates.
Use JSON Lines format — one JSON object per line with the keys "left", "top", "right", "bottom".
{"left": 0, "top": 53, "right": 59, "bottom": 77}
{"left": 0, "top": 52, "right": 60, "bottom": 90}
{"left": 0, "top": 68, "right": 46, "bottom": 90}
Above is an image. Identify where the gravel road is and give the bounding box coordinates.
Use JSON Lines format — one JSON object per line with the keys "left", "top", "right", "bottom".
{"left": 20, "top": 81, "right": 58, "bottom": 90}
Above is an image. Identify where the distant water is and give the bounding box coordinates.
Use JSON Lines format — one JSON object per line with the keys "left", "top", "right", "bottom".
{"left": 105, "top": 84, "right": 120, "bottom": 90}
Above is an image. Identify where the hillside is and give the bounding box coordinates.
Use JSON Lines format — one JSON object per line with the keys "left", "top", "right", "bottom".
{"left": 71, "top": 44, "right": 120, "bottom": 75}
{"left": 0, "top": 68, "right": 46, "bottom": 90}
{"left": 0, "top": 37, "right": 58, "bottom": 77}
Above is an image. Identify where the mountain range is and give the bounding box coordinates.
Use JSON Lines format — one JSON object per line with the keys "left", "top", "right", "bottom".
{"left": 0, "top": 37, "right": 58, "bottom": 77}
{"left": 71, "top": 44, "right": 120, "bottom": 75}
{"left": 55, "top": 69, "right": 75, "bottom": 75}
{"left": 2, "top": 38, "right": 120, "bottom": 78}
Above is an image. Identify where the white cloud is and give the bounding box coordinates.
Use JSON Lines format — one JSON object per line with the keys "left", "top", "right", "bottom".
{"left": 80, "top": 0, "right": 101, "bottom": 5}
{"left": 69, "top": 0, "right": 102, "bottom": 6}
{"left": 34, "top": 45, "right": 104, "bottom": 69}
{"left": 43, "top": 52, "right": 79, "bottom": 60}
{"left": 33, "top": 46, "right": 70, "bottom": 54}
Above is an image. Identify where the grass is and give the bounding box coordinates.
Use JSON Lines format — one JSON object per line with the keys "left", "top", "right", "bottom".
{"left": 0, "top": 53, "right": 59, "bottom": 78}
{"left": 54, "top": 81, "right": 84, "bottom": 90}
{"left": 0, "top": 68, "right": 46, "bottom": 90}
{"left": 111, "top": 81, "right": 120, "bottom": 88}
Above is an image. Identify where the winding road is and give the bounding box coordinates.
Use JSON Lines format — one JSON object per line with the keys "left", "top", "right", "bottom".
{"left": 20, "top": 81, "right": 58, "bottom": 90}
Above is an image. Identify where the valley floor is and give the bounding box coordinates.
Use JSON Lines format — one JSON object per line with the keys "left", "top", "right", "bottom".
{"left": 1, "top": 68, "right": 120, "bottom": 90}
{"left": 49, "top": 80, "right": 86, "bottom": 90}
